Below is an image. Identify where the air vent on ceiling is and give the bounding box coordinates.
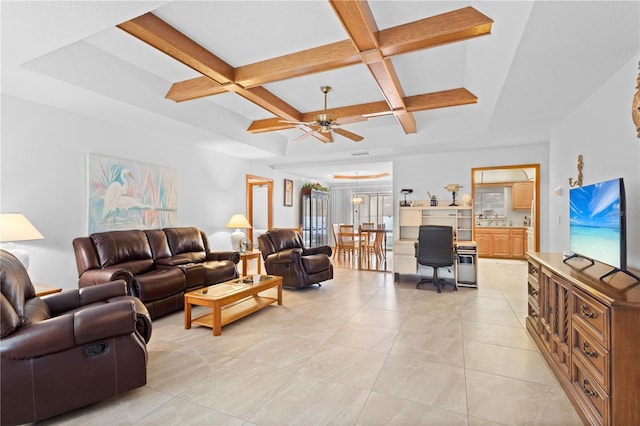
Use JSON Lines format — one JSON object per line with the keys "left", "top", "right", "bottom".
{"left": 351, "top": 151, "right": 370, "bottom": 156}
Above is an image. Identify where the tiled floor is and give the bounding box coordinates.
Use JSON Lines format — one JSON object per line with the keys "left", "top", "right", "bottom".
{"left": 42, "top": 259, "right": 583, "bottom": 425}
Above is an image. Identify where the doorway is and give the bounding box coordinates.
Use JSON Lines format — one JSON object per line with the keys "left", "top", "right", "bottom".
{"left": 246, "top": 175, "right": 273, "bottom": 249}
{"left": 471, "top": 164, "right": 540, "bottom": 254}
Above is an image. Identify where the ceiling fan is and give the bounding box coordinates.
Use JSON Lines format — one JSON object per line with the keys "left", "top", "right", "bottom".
{"left": 282, "top": 86, "right": 366, "bottom": 143}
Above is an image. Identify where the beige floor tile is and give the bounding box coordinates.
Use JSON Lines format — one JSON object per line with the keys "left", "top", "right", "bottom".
{"left": 137, "top": 397, "right": 245, "bottom": 425}
{"left": 249, "top": 373, "right": 370, "bottom": 425}
{"left": 463, "top": 340, "right": 557, "bottom": 385}
{"left": 356, "top": 392, "right": 468, "bottom": 425}
{"left": 462, "top": 321, "right": 537, "bottom": 350}
{"left": 373, "top": 354, "right": 467, "bottom": 414}
{"left": 296, "top": 343, "right": 387, "bottom": 389}
{"left": 328, "top": 321, "right": 399, "bottom": 353}
{"left": 39, "top": 387, "right": 172, "bottom": 425}
{"left": 466, "top": 370, "right": 583, "bottom": 425}
{"left": 401, "top": 313, "right": 463, "bottom": 337}
{"left": 390, "top": 330, "right": 464, "bottom": 367}
{"left": 176, "top": 358, "right": 294, "bottom": 419}
{"left": 460, "top": 307, "right": 523, "bottom": 328}
{"left": 348, "top": 306, "right": 408, "bottom": 329}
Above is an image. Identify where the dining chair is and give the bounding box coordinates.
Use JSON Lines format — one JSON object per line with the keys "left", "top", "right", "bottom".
{"left": 331, "top": 224, "right": 340, "bottom": 259}
{"left": 338, "top": 224, "right": 358, "bottom": 261}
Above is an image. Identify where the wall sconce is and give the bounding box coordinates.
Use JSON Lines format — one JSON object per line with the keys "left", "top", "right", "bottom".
{"left": 568, "top": 155, "right": 583, "bottom": 187}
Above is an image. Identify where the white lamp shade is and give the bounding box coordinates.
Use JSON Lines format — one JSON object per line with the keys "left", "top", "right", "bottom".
{"left": 0, "top": 213, "right": 44, "bottom": 270}
{"left": 226, "top": 214, "right": 251, "bottom": 229}
{"left": 0, "top": 213, "right": 44, "bottom": 242}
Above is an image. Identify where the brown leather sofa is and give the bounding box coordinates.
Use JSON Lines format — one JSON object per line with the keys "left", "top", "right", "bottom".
{"left": 73, "top": 227, "right": 240, "bottom": 319}
{"left": 0, "top": 250, "right": 151, "bottom": 425}
{"left": 258, "top": 228, "right": 333, "bottom": 288}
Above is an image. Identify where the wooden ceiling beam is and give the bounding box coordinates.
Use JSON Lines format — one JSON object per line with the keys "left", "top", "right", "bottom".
{"left": 330, "top": 0, "right": 416, "bottom": 134}
{"left": 234, "top": 40, "right": 360, "bottom": 88}
{"left": 379, "top": 6, "right": 493, "bottom": 57}
{"left": 162, "top": 5, "right": 492, "bottom": 101}
{"left": 247, "top": 88, "right": 476, "bottom": 134}
{"left": 118, "top": 12, "right": 302, "bottom": 122}
{"left": 117, "top": 13, "right": 234, "bottom": 84}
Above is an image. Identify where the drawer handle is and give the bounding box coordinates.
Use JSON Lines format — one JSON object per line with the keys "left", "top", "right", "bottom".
{"left": 581, "top": 304, "right": 597, "bottom": 318}
{"left": 582, "top": 341, "right": 598, "bottom": 358}
{"left": 530, "top": 266, "right": 537, "bottom": 274}
{"left": 582, "top": 378, "right": 598, "bottom": 398}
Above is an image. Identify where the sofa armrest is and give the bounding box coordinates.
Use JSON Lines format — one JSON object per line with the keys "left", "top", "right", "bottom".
{"left": 206, "top": 251, "right": 240, "bottom": 264}
{"left": 44, "top": 280, "right": 128, "bottom": 315}
{"left": 302, "top": 245, "right": 332, "bottom": 257}
{"left": 265, "top": 248, "right": 302, "bottom": 264}
{"left": 0, "top": 301, "right": 136, "bottom": 359}
{"left": 78, "top": 267, "right": 134, "bottom": 292}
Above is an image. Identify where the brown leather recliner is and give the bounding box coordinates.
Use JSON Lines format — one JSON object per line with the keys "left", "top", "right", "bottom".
{"left": 258, "top": 228, "right": 333, "bottom": 288}
{"left": 0, "top": 250, "right": 151, "bottom": 425}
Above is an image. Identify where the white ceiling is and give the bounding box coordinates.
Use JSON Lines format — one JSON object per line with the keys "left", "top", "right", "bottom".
{"left": 2, "top": 1, "right": 639, "bottom": 183}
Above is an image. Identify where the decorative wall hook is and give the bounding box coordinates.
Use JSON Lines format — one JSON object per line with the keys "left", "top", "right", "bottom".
{"left": 568, "top": 154, "right": 583, "bottom": 187}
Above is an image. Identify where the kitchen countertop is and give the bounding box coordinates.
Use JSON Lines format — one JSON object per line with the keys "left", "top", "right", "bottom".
{"left": 475, "top": 225, "right": 527, "bottom": 229}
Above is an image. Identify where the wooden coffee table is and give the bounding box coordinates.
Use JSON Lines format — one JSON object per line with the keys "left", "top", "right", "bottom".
{"left": 184, "top": 275, "right": 282, "bottom": 336}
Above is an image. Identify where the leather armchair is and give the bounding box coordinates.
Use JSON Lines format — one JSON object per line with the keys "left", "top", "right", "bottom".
{"left": 0, "top": 250, "right": 151, "bottom": 425}
{"left": 258, "top": 228, "right": 333, "bottom": 288}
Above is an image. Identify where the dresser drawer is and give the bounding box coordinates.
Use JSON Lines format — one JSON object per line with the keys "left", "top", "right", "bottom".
{"left": 572, "top": 358, "right": 609, "bottom": 426}
{"left": 572, "top": 289, "right": 609, "bottom": 348}
{"left": 573, "top": 323, "right": 610, "bottom": 391}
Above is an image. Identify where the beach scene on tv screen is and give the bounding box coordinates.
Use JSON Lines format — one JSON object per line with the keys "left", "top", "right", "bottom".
{"left": 569, "top": 179, "right": 621, "bottom": 268}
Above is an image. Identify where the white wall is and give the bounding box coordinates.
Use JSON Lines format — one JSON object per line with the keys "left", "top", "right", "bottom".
{"left": 1, "top": 95, "right": 300, "bottom": 289}
{"left": 549, "top": 54, "right": 640, "bottom": 270}
{"left": 393, "top": 143, "right": 550, "bottom": 249}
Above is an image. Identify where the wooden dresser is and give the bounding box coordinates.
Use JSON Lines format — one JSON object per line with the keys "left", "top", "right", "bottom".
{"left": 526, "top": 252, "right": 640, "bottom": 425}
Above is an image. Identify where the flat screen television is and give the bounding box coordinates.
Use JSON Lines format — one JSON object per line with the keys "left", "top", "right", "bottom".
{"left": 566, "top": 177, "right": 636, "bottom": 281}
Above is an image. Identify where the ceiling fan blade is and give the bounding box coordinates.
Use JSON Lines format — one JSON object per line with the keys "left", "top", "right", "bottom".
{"left": 333, "top": 127, "right": 364, "bottom": 142}
{"left": 279, "top": 119, "right": 315, "bottom": 125}
{"left": 316, "top": 131, "right": 333, "bottom": 143}
{"left": 292, "top": 130, "right": 315, "bottom": 143}
{"left": 335, "top": 115, "right": 367, "bottom": 125}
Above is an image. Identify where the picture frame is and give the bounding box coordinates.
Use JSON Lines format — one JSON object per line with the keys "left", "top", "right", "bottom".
{"left": 284, "top": 179, "right": 293, "bottom": 206}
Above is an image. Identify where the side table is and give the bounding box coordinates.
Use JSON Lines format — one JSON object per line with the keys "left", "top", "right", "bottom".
{"left": 239, "top": 250, "right": 262, "bottom": 276}
{"left": 33, "top": 283, "right": 63, "bottom": 297}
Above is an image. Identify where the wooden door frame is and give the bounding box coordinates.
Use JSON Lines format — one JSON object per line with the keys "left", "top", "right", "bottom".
{"left": 471, "top": 163, "right": 540, "bottom": 252}
{"left": 246, "top": 175, "right": 273, "bottom": 248}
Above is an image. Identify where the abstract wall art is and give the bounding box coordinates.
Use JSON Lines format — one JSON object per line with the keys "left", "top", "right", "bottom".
{"left": 87, "top": 154, "right": 178, "bottom": 233}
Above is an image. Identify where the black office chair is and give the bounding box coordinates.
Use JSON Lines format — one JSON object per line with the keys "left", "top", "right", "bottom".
{"left": 414, "top": 225, "right": 457, "bottom": 293}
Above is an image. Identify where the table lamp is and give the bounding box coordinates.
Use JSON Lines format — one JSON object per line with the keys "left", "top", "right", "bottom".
{"left": 0, "top": 213, "right": 44, "bottom": 269}
{"left": 226, "top": 214, "right": 252, "bottom": 252}
{"left": 445, "top": 184, "right": 462, "bottom": 206}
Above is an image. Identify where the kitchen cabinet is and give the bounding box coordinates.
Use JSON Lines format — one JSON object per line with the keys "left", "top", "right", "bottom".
{"left": 512, "top": 181, "right": 534, "bottom": 209}
{"left": 475, "top": 227, "right": 526, "bottom": 259}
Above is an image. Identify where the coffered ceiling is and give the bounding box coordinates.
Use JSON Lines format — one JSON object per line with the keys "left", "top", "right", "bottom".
{"left": 2, "top": 1, "right": 639, "bottom": 182}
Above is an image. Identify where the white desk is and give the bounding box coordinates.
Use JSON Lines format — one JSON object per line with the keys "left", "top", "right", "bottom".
{"left": 393, "top": 240, "right": 477, "bottom": 287}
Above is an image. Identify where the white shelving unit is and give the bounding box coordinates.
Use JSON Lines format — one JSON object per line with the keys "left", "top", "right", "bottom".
{"left": 394, "top": 201, "right": 476, "bottom": 285}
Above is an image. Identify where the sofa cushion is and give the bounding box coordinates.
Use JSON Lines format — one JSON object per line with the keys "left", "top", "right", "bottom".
{"left": 164, "top": 227, "right": 206, "bottom": 260}
{"left": 268, "top": 229, "right": 302, "bottom": 253}
{"left": 301, "top": 254, "right": 331, "bottom": 274}
{"left": 144, "top": 229, "right": 172, "bottom": 259}
{"left": 133, "top": 268, "right": 185, "bottom": 303}
{"left": 91, "top": 230, "right": 153, "bottom": 269}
